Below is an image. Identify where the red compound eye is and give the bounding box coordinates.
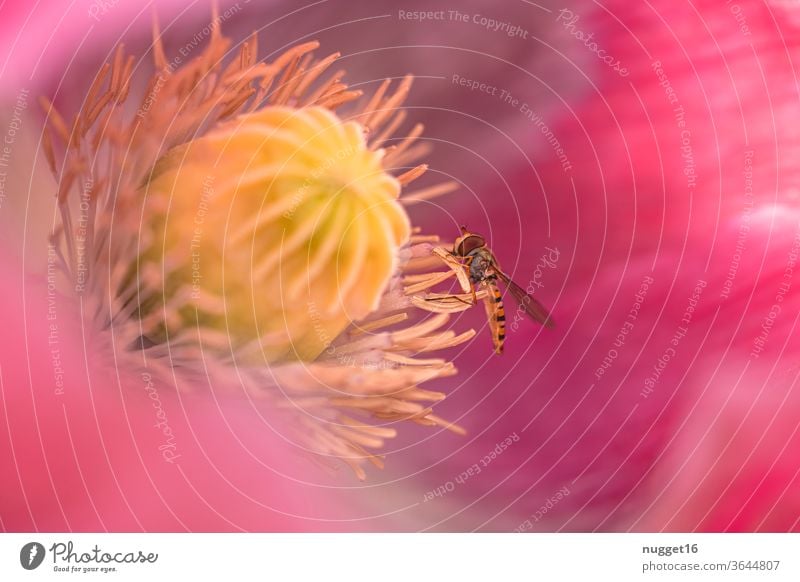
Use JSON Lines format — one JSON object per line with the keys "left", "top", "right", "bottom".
{"left": 454, "top": 234, "right": 486, "bottom": 256}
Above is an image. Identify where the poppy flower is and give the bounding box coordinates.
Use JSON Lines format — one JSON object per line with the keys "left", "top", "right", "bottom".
{"left": 2, "top": 0, "right": 800, "bottom": 533}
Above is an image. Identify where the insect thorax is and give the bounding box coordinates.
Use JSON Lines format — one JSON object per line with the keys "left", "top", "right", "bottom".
{"left": 467, "top": 249, "right": 495, "bottom": 283}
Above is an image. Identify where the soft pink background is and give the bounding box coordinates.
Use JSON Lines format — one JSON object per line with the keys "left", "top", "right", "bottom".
{"left": 1, "top": 0, "right": 799, "bottom": 531}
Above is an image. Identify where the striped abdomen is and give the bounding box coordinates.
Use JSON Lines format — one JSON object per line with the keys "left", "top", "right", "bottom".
{"left": 489, "top": 280, "right": 506, "bottom": 354}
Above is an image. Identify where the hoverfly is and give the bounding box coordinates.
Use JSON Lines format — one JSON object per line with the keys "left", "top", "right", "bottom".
{"left": 443, "top": 226, "right": 554, "bottom": 354}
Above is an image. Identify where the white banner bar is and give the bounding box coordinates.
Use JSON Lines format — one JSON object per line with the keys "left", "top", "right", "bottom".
{"left": 1, "top": 533, "right": 798, "bottom": 581}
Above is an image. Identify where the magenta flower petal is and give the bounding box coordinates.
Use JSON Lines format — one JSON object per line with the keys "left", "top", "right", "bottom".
{"left": 0, "top": 248, "right": 364, "bottom": 531}
{"left": 4, "top": 0, "right": 800, "bottom": 533}
{"left": 363, "top": 0, "right": 800, "bottom": 532}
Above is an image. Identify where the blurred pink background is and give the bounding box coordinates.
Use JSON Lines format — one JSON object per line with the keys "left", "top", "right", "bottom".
{"left": 2, "top": 0, "right": 800, "bottom": 531}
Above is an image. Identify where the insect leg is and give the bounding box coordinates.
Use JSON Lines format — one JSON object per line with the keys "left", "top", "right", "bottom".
{"left": 422, "top": 294, "right": 475, "bottom": 306}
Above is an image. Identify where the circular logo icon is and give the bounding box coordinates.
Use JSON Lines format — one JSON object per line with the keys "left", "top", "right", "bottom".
{"left": 19, "top": 542, "right": 46, "bottom": 570}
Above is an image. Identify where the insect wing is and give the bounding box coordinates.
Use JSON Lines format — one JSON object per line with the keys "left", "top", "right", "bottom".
{"left": 497, "top": 271, "right": 554, "bottom": 328}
